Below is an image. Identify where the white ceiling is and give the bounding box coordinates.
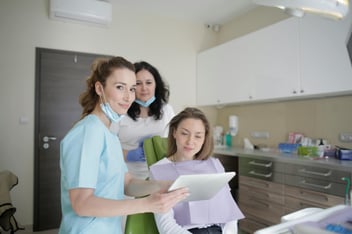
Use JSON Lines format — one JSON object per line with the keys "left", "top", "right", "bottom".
{"left": 111, "top": 0, "right": 258, "bottom": 25}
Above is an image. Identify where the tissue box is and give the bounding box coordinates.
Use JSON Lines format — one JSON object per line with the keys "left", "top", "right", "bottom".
{"left": 278, "top": 143, "right": 300, "bottom": 154}
{"left": 336, "top": 148, "right": 352, "bottom": 160}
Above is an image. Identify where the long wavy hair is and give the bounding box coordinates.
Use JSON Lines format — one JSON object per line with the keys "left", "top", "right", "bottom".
{"left": 79, "top": 56, "right": 135, "bottom": 119}
{"left": 127, "top": 61, "right": 170, "bottom": 120}
{"left": 167, "top": 107, "right": 214, "bottom": 160}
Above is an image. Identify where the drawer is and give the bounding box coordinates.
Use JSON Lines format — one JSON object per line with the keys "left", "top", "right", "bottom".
{"left": 284, "top": 164, "right": 351, "bottom": 183}
{"left": 284, "top": 174, "right": 346, "bottom": 197}
{"left": 239, "top": 166, "right": 284, "bottom": 183}
{"left": 239, "top": 194, "right": 285, "bottom": 224}
{"left": 240, "top": 184, "right": 284, "bottom": 205}
{"left": 284, "top": 185, "right": 344, "bottom": 208}
{"left": 239, "top": 157, "right": 285, "bottom": 183}
{"left": 239, "top": 176, "right": 284, "bottom": 195}
{"left": 239, "top": 218, "right": 267, "bottom": 234}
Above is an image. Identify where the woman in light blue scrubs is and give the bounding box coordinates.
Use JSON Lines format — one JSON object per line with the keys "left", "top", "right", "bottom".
{"left": 59, "top": 57, "right": 189, "bottom": 234}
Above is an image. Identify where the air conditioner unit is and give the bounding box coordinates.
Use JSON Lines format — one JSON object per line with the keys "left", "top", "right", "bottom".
{"left": 253, "top": 0, "right": 349, "bottom": 20}
{"left": 50, "top": 0, "right": 112, "bottom": 26}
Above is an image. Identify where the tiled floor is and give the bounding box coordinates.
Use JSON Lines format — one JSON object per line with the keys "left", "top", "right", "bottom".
{"left": 3, "top": 226, "right": 248, "bottom": 234}
{"left": 1, "top": 227, "right": 58, "bottom": 234}
{"left": 15, "top": 230, "right": 247, "bottom": 234}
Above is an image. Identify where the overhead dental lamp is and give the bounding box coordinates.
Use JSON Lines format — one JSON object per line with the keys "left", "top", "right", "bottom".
{"left": 253, "top": 0, "right": 350, "bottom": 20}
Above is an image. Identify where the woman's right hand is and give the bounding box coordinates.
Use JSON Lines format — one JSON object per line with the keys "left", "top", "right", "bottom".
{"left": 145, "top": 187, "right": 189, "bottom": 214}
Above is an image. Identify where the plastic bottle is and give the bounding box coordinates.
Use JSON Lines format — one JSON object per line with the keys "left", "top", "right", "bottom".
{"left": 318, "top": 138, "right": 325, "bottom": 157}
{"left": 225, "top": 131, "right": 232, "bottom": 147}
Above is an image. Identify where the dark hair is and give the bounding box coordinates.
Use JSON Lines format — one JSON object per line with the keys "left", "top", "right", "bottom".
{"left": 127, "top": 61, "right": 170, "bottom": 120}
{"left": 167, "top": 107, "right": 214, "bottom": 160}
{"left": 79, "top": 56, "right": 135, "bottom": 119}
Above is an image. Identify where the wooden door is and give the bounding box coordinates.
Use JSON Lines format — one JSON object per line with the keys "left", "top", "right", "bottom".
{"left": 34, "top": 48, "right": 110, "bottom": 231}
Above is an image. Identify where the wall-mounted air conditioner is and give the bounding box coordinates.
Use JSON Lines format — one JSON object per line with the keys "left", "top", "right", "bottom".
{"left": 50, "top": 0, "right": 112, "bottom": 26}
{"left": 253, "top": 0, "right": 349, "bottom": 20}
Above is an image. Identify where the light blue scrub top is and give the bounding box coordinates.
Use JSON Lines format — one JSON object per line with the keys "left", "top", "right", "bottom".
{"left": 59, "top": 114, "right": 127, "bottom": 234}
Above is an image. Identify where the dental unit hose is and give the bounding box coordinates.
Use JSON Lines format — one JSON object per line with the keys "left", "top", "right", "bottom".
{"left": 341, "top": 177, "right": 351, "bottom": 206}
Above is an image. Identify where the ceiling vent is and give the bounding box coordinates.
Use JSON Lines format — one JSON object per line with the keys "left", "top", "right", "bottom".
{"left": 253, "top": 0, "right": 349, "bottom": 20}
{"left": 49, "top": 0, "right": 112, "bottom": 26}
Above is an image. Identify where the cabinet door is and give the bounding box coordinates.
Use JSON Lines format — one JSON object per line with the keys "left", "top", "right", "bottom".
{"left": 196, "top": 18, "right": 301, "bottom": 106}
{"left": 214, "top": 154, "right": 239, "bottom": 201}
{"left": 196, "top": 39, "right": 254, "bottom": 105}
{"left": 197, "top": 46, "right": 223, "bottom": 106}
{"left": 222, "top": 35, "right": 255, "bottom": 104}
{"left": 299, "top": 14, "right": 352, "bottom": 96}
{"left": 250, "top": 17, "right": 300, "bottom": 100}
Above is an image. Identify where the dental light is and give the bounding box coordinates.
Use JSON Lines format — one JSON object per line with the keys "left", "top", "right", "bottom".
{"left": 253, "top": 0, "right": 350, "bottom": 20}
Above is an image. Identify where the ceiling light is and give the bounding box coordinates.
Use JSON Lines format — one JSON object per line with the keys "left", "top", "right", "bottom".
{"left": 253, "top": 0, "right": 349, "bottom": 20}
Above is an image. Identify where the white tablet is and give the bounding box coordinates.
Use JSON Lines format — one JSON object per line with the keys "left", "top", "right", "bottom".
{"left": 168, "top": 172, "right": 236, "bottom": 202}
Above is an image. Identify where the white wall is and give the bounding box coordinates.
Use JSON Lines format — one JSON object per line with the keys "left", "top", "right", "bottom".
{"left": 0, "top": 0, "right": 218, "bottom": 225}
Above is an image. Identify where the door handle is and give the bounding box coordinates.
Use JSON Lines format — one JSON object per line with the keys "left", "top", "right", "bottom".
{"left": 43, "top": 136, "right": 57, "bottom": 142}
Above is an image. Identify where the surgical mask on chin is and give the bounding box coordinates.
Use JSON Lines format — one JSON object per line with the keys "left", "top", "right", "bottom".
{"left": 135, "top": 96, "right": 156, "bottom": 107}
{"left": 100, "top": 103, "right": 124, "bottom": 123}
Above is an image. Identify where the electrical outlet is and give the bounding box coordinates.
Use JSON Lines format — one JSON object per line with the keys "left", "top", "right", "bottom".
{"left": 339, "top": 132, "right": 352, "bottom": 142}
{"left": 251, "top": 131, "right": 270, "bottom": 139}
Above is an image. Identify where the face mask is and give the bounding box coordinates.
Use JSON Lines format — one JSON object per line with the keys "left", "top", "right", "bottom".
{"left": 99, "top": 85, "right": 123, "bottom": 123}
{"left": 100, "top": 102, "right": 124, "bottom": 123}
{"left": 135, "top": 96, "right": 156, "bottom": 107}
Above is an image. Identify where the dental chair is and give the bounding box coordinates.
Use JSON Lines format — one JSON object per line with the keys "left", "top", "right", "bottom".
{"left": 124, "top": 136, "right": 237, "bottom": 234}
{"left": 124, "top": 136, "right": 167, "bottom": 234}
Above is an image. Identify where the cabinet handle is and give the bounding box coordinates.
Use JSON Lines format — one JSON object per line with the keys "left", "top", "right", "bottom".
{"left": 300, "top": 180, "right": 332, "bottom": 190}
{"left": 249, "top": 198, "right": 270, "bottom": 208}
{"left": 299, "top": 201, "right": 318, "bottom": 208}
{"left": 244, "top": 178, "right": 270, "bottom": 188}
{"left": 299, "top": 190, "right": 328, "bottom": 202}
{"left": 249, "top": 170, "right": 272, "bottom": 178}
{"left": 299, "top": 168, "right": 332, "bottom": 177}
{"left": 249, "top": 160, "right": 272, "bottom": 168}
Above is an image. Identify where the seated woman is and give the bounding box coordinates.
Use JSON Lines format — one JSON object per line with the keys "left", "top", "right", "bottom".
{"left": 150, "top": 107, "right": 244, "bottom": 234}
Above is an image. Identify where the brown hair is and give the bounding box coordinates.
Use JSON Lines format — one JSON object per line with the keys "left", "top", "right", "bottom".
{"left": 79, "top": 56, "right": 135, "bottom": 119}
{"left": 167, "top": 107, "right": 214, "bottom": 160}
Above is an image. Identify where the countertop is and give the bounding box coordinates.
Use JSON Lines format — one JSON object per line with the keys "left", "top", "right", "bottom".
{"left": 213, "top": 146, "right": 352, "bottom": 172}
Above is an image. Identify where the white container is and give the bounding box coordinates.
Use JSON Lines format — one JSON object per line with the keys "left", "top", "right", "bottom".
{"left": 229, "top": 115, "right": 238, "bottom": 136}
{"left": 213, "top": 126, "right": 223, "bottom": 147}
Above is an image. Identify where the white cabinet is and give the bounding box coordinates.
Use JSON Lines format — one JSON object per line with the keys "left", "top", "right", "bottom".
{"left": 197, "top": 34, "right": 254, "bottom": 105}
{"left": 299, "top": 15, "right": 352, "bottom": 96}
{"left": 196, "top": 14, "right": 352, "bottom": 106}
{"left": 249, "top": 18, "right": 300, "bottom": 100}
{"left": 197, "top": 18, "right": 300, "bottom": 106}
{"left": 197, "top": 45, "right": 224, "bottom": 106}
{"left": 221, "top": 35, "right": 255, "bottom": 104}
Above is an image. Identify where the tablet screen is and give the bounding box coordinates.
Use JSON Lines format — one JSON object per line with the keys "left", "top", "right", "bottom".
{"left": 168, "top": 172, "right": 236, "bottom": 201}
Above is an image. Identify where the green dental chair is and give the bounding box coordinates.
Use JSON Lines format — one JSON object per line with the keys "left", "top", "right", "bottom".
{"left": 124, "top": 136, "right": 168, "bottom": 234}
